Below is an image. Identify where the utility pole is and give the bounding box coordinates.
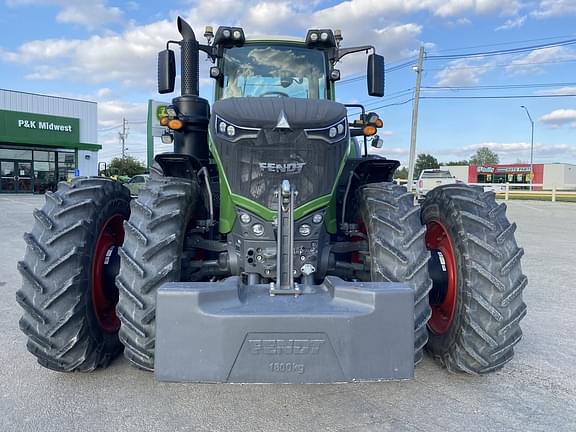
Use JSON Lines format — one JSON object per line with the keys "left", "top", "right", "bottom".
{"left": 407, "top": 46, "right": 425, "bottom": 191}
{"left": 520, "top": 105, "right": 534, "bottom": 191}
{"left": 118, "top": 117, "right": 129, "bottom": 159}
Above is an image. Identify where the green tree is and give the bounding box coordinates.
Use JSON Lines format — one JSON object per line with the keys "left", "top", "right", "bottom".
{"left": 469, "top": 147, "right": 499, "bottom": 166}
{"left": 414, "top": 153, "right": 440, "bottom": 178}
{"left": 394, "top": 166, "right": 409, "bottom": 180}
{"left": 108, "top": 156, "right": 147, "bottom": 177}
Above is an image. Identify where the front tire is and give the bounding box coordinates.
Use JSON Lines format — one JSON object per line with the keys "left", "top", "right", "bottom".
{"left": 357, "top": 183, "right": 432, "bottom": 364}
{"left": 421, "top": 184, "right": 527, "bottom": 374}
{"left": 116, "top": 175, "right": 199, "bottom": 370}
{"left": 17, "top": 178, "right": 130, "bottom": 372}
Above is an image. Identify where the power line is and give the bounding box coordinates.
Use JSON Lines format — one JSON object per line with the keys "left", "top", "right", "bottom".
{"left": 98, "top": 124, "right": 123, "bottom": 132}
{"left": 339, "top": 60, "right": 417, "bottom": 85}
{"left": 427, "top": 38, "right": 576, "bottom": 60}
{"left": 348, "top": 98, "right": 414, "bottom": 116}
{"left": 424, "top": 58, "right": 576, "bottom": 72}
{"left": 354, "top": 88, "right": 415, "bottom": 104}
{"left": 423, "top": 82, "right": 576, "bottom": 91}
{"left": 433, "top": 34, "right": 576, "bottom": 54}
{"left": 421, "top": 94, "right": 576, "bottom": 100}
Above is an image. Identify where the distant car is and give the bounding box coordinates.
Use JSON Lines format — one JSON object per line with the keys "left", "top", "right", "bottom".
{"left": 125, "top": 174, "right": 149, "bottom": 197}
{"left": 416, "top": 169, "right": 457, "bottom": 201}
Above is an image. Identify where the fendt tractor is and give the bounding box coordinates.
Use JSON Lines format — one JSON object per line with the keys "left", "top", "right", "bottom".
{"left": 17, "top": 17, "right": 527, "bottom": 383}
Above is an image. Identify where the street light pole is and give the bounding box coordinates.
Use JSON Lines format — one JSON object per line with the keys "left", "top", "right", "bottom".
{"left": 520, "top": 105, "right": 534, "bottom": 190}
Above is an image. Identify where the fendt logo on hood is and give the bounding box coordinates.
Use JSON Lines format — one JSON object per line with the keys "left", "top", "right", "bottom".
{"left": 259, "top": 162, "right": 306, "bottom": 174}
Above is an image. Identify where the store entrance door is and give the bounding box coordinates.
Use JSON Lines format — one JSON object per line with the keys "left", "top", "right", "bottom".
{"left": 0, "top": 160, "right": 33, "bottom": 193}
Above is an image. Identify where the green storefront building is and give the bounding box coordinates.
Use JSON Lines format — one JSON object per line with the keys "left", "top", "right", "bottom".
{"left": 0, "top": 89, "right": 100, "bottom": 193}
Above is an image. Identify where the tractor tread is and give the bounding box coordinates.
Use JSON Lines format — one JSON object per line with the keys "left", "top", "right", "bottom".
{"left": 421, "top": 184, "right": 527, "bottom": 374}
{"left": 16, "top": 177, "right": 130, "bottom": 372}
{"left": 358, "top": 182, "right": 432, "bottom": 365}
{"left": 23, "top": 233, "right": 47, "bottom": 261}
{"left": 117, "top": 174, "right": 199, "bottom": 371}
{"left": 33, "top": 208, "right": 55, "bottom": 231}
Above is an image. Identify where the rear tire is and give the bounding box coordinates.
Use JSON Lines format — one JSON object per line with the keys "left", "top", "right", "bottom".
{"left": 357, "top": 183, "right": 432, "bottom": 364}
{"left": 17, "top": 178, "right": 130, "bottom": 371}
{"left": 421, "top": 184, "right": 527, "bottom": 374}
{"left": 116, "top": 174, "right": 200, "bottom": 370}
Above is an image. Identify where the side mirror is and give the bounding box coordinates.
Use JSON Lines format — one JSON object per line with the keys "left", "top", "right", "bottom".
{"left": 367, "top": 53, "right": 385, "bottom": 97}
{"left": 161, "top": 131, "right": 174, "bottom": 144}
{"left": 158, "top": 49, "right": 176, "bottom": 94}
{"left": 371, "top": 135, "right": 383, "bottom": 149}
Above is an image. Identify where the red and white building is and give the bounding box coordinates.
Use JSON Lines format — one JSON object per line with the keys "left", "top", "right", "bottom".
{"left": 441, "top": 163, "right": 576, "bottom": 190}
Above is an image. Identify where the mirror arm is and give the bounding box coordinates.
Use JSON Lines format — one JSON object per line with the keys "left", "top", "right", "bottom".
{"left": 335, "top": 45, "right": 375, "bottom": 62}
{"left": 198, "top": 44, "right": 221, "bottom": 61}
{"left": 349, "top": 128, "right": 365, "bottom": 137}
{"left": 166, "top": 40, "right": 180, "bottom": 50}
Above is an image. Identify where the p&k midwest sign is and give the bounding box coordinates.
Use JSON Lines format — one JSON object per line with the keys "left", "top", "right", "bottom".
{"left": 0, "top": 109, "right": 80, "bottom": 147}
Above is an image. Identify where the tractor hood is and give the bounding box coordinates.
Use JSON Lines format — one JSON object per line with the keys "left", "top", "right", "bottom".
{"left": 212, "top": 97, "right": 347, "bottom": 129}
{"left": 209, "top": 97, "right": 350, "bottom": 212}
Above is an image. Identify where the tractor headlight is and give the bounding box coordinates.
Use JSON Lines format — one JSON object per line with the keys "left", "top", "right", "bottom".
{"left": 305, "top": 29, "right": 336, "bottom": 48}
{"left": 252, "top": 223, "right": 264, "bottom": 237}
{"left": 305, "top": 118, "right": 347, "bottom": 143}
{"left": 214, "top": 116, "right": 260, "bottom": 142}
{"left": 166, "top": 106, "right": 177, "bottom": 117}
{"left": 213, "top": 26, "right": 245, "bottom": 47}
{"left": 299, "top": 224, "right": 312, "bottom": 237}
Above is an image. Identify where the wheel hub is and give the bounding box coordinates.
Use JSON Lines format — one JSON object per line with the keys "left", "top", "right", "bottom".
{"left": 92, "top": 214, "right": 125, "bottom": 333}
{"left": 425, "top": 220, "right": 457, "bottom": 335}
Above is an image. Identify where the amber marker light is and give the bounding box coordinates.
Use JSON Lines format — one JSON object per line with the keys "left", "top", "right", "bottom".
{"left": 168, "top": 119, "right": 184, "bottom": 130}
{"left": 363, "top": 125, "right": 377, "bottom": 136}
{"left": 375, "top": 119, "right": 383, "bottom": 128}
{"left": 159, "top": 116, "right": 169, "bottom": 126}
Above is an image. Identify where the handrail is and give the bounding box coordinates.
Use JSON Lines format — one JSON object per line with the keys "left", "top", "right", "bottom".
{"left": 392, "top": 179, "right": 576, "bottom": 202}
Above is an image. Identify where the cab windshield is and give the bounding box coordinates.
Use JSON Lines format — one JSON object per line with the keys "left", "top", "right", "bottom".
{"left": 220, "top": 44, "right": 328, "bottom": 100}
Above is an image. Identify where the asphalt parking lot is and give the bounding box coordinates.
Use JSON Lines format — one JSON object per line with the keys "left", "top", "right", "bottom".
{"left": 0, "top": 194, "right": 575, "bottom": 432}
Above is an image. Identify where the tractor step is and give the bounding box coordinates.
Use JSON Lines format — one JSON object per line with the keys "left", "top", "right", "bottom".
{"left": 154, "top": 276, "right": 414, "bottom": 383}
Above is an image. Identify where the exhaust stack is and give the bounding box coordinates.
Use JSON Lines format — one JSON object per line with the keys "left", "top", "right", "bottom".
{"left": 177, "top": 16, "right": 200, "bottom": 97}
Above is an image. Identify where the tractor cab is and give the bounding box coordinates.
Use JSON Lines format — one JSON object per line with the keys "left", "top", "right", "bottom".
{"left": 216, "top": 42, "right": 330, "bottom": 100}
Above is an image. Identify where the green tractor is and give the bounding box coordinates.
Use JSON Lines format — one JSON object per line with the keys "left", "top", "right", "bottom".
{"left": 17, "top": 17, "right": 527, "bottom": 382}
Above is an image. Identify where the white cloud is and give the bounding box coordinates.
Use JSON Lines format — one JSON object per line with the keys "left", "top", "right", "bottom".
{"left": 531, "top": 0, "right": 576, "bottom": 18}
{"left": 506, "top": 46, "right": 576, "bottom": 74}
{"left": 1, "top": 1, "right": 428, "bottom": 87}
{"left": 6, "top": 0, "right": 123, "bottom": 28}
{"left": 1, "top": 0, "right": 562, "bottom": 95}
{"left": 3, "top": 18, "right": 179, "bottom": 87}
{"left": 540, "top": 109, "right": 576, "bottom": 127}
{"left": 1, "top": 39, "right": 81, "bottom": 63}
{"left": 495, "top": 15, "right": 527, "bottom": 30}
{"left": 56, "top": 3, "right": 122, "bottom": 28}
{"left": 435, "top": 58, "right": 494, "bottom": 86}
{"left": 536, "top": 86, "right": 576, "bottom": 96}
{"left": 434, "top": 0, "right": 521, "bottom": 17}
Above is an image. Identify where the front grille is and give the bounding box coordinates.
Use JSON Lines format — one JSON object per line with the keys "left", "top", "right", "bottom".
{"left": 213, "top": 129, "right": 347, "bottom": 209}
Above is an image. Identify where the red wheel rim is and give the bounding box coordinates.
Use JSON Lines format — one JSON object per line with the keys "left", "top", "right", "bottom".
{"left": 92, "top": 214, "right": 125, "bottom": 333}
{"left": 425, "top": 220, "right": 457, "bottom": 335}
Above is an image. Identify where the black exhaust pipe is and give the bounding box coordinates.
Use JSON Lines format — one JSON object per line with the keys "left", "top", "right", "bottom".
{"left": 172, "top": 17, "right": 210, "bottom": 164}
{"left": 177, "top": 17, "right": 199, "bottom": 97}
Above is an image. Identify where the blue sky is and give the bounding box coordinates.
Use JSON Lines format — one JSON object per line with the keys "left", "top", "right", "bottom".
{"left": 1, "top": 0, "right": 575, "bottom": 165}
